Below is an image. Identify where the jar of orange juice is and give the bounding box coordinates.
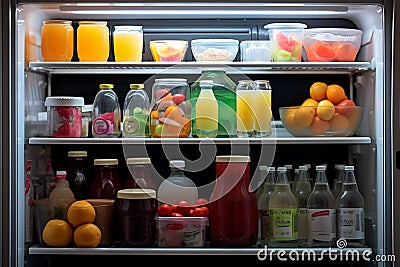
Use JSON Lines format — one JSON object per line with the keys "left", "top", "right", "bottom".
{"left": 77, "top": 21, "right": 110, "bottom": 62}
{"left": 41, "top": 20, "right": 74, "bottom": 62}
{"left": 113, "top": 26, "right": 143, "bottom": 62}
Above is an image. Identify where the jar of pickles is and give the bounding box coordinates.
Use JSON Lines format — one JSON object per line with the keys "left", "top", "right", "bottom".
{"left": 150, "top": 78, "right": 191, "bottom": 138}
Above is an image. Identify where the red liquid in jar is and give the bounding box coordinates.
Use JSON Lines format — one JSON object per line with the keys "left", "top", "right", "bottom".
{"left": 89, "top": 159, "right": 121, "bottom": 199}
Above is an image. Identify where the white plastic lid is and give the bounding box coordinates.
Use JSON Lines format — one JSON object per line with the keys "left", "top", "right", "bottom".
{"left": 170, "top": 160, "right": 185, "bottom": 169}
{"left": 345, "top": 166, "right": 354, "bottom": 171}
{"left": 304, "top": 164, "right": 311, "bottom": 169}
{"left": 264, "top": 23, "right": 307, "bottom": 29}
{"left": 68, "top": 151, "right": 87, "bottom": 157}
{"left": 299, "top": 165, "right": 308, "bottom": 171}
{"left": 126, "top": 157, "right": 151, "bottom": 165}
{"left": 117, "top": 189, "right": 156, "bottom": 199}
{"left": 94, "top": 159, "right": 118, "bottom": 166}
{"left": 216, "top": 155, "right": 250, "bottom": 163}
{"left": 259, "top": 165, "right": 268, "bottom": 171}
{"left": 267, "top": 166, "right": 275, "bottom": 172}
{"left": 45, "top": 96, "right": 84, "bottom": 107}
{"left": 294, "top": 169, "right": 300, "bottom": 173}
{"left": 338, "top": 164, "right": 346, "bottom": 170}
{"left": 56, "top": 171, "right": 67, "bottom": 178}
{"left": 277, "top": 166, "right": 287, "bottom": 172}
{"left": 316, "top": 165, "right": 326, "bottom": 171}
{"left": 191, "top": 39, "right": 239, "bottom": 45}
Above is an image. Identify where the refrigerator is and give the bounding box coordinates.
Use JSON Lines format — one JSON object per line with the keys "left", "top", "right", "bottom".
{"left": 1, "top": 0, "right": 396, "bottom": 266}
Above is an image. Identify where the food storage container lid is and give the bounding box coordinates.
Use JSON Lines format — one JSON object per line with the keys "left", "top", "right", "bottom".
{"left": 337, "top": 164, "right": 345, "bottom": 170}
{"left": 216, "top": 155, "right": 250, "bottom": 163}
{"left": 169, "top": 160, "right": 185, "bottom": 169}
{"left": 99, "top": 83, "right": 114, "bottom": 89}
{"left": 44, "top": 96, "right": 84, "bottom": 107}
{"left": 68, "top": 151, "right": 88, "bottom": 158}
{"left": 264, "top": 23, "right": 307, "bottom": 29}
{"left": 117, "top": 188, "right": 156, "bottom": 199}
{"left": 299, "top": 165, "right": 308, "bottom": 171}
{"left": 304, "top": 28, "right": 362, "bottom": 36}
{"left": 130, "top": 84, "right": 144, "bottom": 89}
{"left": 191, "top": 39, "right": 239, "bottom": 45}
{"left": 126, "top": 157, "right": 151, "bottom": 165}
{"left": 94, "top": 159, "right": 118, "bottom": 166}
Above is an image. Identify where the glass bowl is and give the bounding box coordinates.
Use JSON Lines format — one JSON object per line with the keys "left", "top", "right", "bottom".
{"left": 191, "top": 39, "right": 239, "bottom": 62}
{"left": 149, "top": 40, "right": 188, "bottom": 62}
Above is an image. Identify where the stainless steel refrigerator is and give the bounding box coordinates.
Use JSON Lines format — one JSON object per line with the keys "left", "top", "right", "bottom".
{"left": 1, "top": 0, "right": 397, "bottom": 266}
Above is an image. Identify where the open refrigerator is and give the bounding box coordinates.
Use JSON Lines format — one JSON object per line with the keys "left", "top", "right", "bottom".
{"left": 1, "top": 0, "right": 396, "bottom": 266}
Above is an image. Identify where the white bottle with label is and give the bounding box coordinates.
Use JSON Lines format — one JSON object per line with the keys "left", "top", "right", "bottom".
{"left": 48, "top": 171, "right": 76, "bottom": 220}
{"left": 307, "top": 165, "right": 336, "bottom": 247}
{"left": 335, "top": 165, "right": 365, "bottom": 247}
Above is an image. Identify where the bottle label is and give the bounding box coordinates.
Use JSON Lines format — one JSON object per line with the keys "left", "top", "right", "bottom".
{"left": 269, "top": 208, "right": 298, "bottom": 241}
{"left": 93, "top": 116, "right": 113, "bottom": 135}
{"left": 308, "top": 209, "right": 336, "bottom": 242}
{"left": 337, "top": 208, "right": 365, "bottom": 239}
{"left": 297, "top": 208, "right": 308, "bottom": 240}
{"left": 259, "top": 209, "right": 270, "bottom": 241}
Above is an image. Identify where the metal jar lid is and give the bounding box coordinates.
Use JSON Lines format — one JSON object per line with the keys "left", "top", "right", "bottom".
{"left": 94, "top": 159, "right": 118, "bottom": 166}
{"left": 45, "top": 96, "right": 84, "bottom": 107}
{"left": 117, "top": 188, "right": 156, "bottom": 199}
{"left": 216, "top": 155, "right": 251, "bottom": 163}
{"left": 126, "top": 157, "right": 151, "bottom": 165}
{"left": 68, "top": 151, "right": 88, "bottom": 158}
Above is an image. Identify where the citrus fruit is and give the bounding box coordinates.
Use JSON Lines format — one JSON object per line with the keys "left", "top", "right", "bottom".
{"left": 309, "top": 82, "right": 328, "bottom": 101}
{"left": 330, "top": 113, "right": 350, "bottom": 132}
{"left": 317, "top": 99, "right": 335, "bottom": 121}
{"left": 310, "top": 116, "right": 330, "bottom": 135}
{"left": 326, "top": 84, "right": 348, "bottom": 105}
{"left": 301, "top": 98, "right": 318, "bottom": 113}
{"left": 67, "top": 200, "right": 96, "bottom": 228}
{"left": 73, "top": 223, "right": 102, "bottom": 248}
{"left": 42, "top": 219, "right": 73, "bottom": 247}
{"left": 294, "top": 107, "right": 315, "bottom": 128}
{"left": 284, "top": 109, "right": 303, "bottom": 131}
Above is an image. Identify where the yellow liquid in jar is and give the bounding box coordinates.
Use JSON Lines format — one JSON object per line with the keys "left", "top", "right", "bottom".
{"left": 113, "top": 30, "right": 143, "bottom": 62}
{"left": 196, "top": 89, "right": 218, "bottom": 137}
{"left": 236, "top": 90, "right": 256, "bottom": 135}
{"left": 77, "top": 21, "right": 109, "bottom": 62}
{"left": 254, "top": 90, "right": 272, "bottom": 135}
{"left": 41, "top": 20, "right": 73, "bottom": 62}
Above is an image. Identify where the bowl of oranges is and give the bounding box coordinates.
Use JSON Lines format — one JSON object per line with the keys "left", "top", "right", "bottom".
{"left": 279, "top": 82, "right": 363, "bottom": 137}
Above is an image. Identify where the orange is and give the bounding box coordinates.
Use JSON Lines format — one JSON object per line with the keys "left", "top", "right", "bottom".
{"left": 309, "top": 82, "right": 328, "bottom": 101}
{"left": 310, "top": 116, "right": 330, "bottom": 135}
{"left": 326, "top": 84, "right": 348, "bottom": 105}
{"left": 164, "top": 105, "right": 178, "bottom": 118}
{"left": 294, "top": 107, "right": 315, "bottom": 128}
{"left": 42, "top": 219, "right": 73, "bottom": 247}
{"left": 330, "top": 113, "right": 350, "bottom": 131}
{"left": 301, "top": 98, "right": 318, "bottom": 113}
{"left": 73, "top": 223, "right": 102, "bottom": 248}
{"left": 317, "top": 99, "right": 335, "bottom": 121}
{"left": 67, "top": 200, "right": 96, "bottom": 228}
{"left": 284, "top": 109, "right": 303, "bottom": 131}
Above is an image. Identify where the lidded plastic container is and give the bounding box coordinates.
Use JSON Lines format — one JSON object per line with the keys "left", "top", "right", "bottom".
{"left": 45, "top": 96, "right": 85, "bottom": 138}
{"left": 122, "top": 84, "right": 150, "bottom": 137}
{"left": 124, "top": 157, "right": 155, "bottom": 189}
{"left": 92, "top": 84, "right": 121, "bottom": 138}
{"left": 89, "top": 159, "right": 121, "bottom": 199}
{"left": 150, "top": 78, "right": 191, "bottom": 138}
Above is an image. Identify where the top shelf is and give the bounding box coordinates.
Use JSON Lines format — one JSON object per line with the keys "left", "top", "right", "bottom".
{"left": 28, "top": 62, "right": 372, "bottom": 75}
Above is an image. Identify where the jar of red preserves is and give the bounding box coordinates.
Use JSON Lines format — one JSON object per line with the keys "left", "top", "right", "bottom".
{"left": 88, "top": 159, "right": 121, "bottom": 199}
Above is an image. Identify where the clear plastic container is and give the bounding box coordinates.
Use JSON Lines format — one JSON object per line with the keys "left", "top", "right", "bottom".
{"left": 240, "top": 40, "right": 271, "bottom": 62}
{"left": 45, "top": 96, "right": 85, "bottom": 138}
{"left": 149, "top": 40, "right": 188, "bottom": 62}
{"left": 92, "top": 84, "right": 121, "bottom": 138}
{"left": 113, "top": 26, "right": 143, "bottom": 62}
{"left": 122, "top": 84, "right": 150, "bottom": 137}
{"left": 150, "top": 78, "right": 191, "bottom": 138}
{"left": 191, "top": 39, "right": 239, "bottom": 62}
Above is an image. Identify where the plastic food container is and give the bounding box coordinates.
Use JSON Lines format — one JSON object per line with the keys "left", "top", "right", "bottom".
{"left": 264, "top": 23, "right": 307, "bottom": 62}
{"left": 240, "top": 40, "right": 271, "bottom": 62}
{"left": 149, "top": 40, "right": 188, "bottom": 62}
{"left": 191, "top": 39, "right": 239, "bottom": 62}
{"left": 155, "top": 215, "right": 208, "bottom": 247}
{"left": 279, "top": 105, "right": 363, "bottom": 137}
{"left": 45, "top": 96, "right": 85, "bottom": 138}
{"left": 303, "top": 28, "right": 363, "bottom": 62}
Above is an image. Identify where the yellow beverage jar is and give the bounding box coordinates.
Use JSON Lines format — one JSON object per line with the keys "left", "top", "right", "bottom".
{"left": 41, "top": 20, "right": 74, "bottom": 62}
{"left": 77, "top": 21, "right": 109, "bottom": 62}
{"left": 113, "top": 26, "right": 143, "bottom": 62}
{"left": 253, "top": 80, "right": 272, "bottom": 137}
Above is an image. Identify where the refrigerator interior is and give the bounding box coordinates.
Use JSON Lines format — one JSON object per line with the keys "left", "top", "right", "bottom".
{"left": 13, "top": 1, "right": 388, "bottom": 266}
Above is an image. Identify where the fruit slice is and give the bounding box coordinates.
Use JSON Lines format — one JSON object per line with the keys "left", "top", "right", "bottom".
{"left": 333, "top": 42, "right": 358, "bottom": 62}
{"left": 273, "top": 49, "right": 292, "bottom": 62}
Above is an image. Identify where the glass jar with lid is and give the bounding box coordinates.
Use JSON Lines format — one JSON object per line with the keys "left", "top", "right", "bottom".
{"left": 41, "top": 20, "right": 74, "bottom": 62}
{"left": 124, "top": 157, "right": 155, "bottom": 189}
{"left": 113, "top": 25, "right": 143, "bottom": 62}
{"left": 67, "top": 150, "right": 88, "bottom": 200}
{"left": 150, "top": 78, "right": 191, "bottom": 138}
{"left": 77, "top": 21, "right": 110, "bottom": 62}
{"left": 89, "top": 159, "right": 121, "bottom": 199}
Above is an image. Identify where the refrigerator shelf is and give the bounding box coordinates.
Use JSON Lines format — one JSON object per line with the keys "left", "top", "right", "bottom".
{"left": 28, "top": 245, "right": 372, "bottom": 256}
{"left": 28, "top": 62, "right": 372, "bottom": 75}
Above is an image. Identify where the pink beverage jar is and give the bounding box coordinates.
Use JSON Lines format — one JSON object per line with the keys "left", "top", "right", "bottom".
{"left": 209, "top": 155, "right": 258, "bottom": 247}
{"left": 45, "top": 96, "right": 85, "bottom": 138}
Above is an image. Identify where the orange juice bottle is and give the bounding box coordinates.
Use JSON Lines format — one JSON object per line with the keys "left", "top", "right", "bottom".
{"left": 41, "top": 20, "right": 73, "bottom": 62}
{"left": 113, "top": 26, "right": 143, "bottom": 62}
{"left": 77, "top": 21, "right": 109, "bottom": 62}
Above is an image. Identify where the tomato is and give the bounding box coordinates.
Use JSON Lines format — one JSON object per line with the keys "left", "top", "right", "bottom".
{"left": 201, "top": 206, "right": 209, "bottom": 217}
{"left": 176, "top": 200, "right": 192, "bottom": 216}
{"left": 336, "top": 99, "right": 357, "bottom": 117}
{"left": 154, "top": 88, "right": 170, "bottom": 100}
{"left": 194, "top": 198, "right": 209, "bottom": 207}
{"left": 189, "top": 207, "right": 204, "bottom": 217}
{"left": 171, "top": 212, "right": 183, "bottom": 217}
{"left": 167, "top": 212, "right": 184, "bottom": 230}
{"left": 157, "top": 204, "right": 173, "bottom": 217}
{"left": 170, "top": 204, "right": 178, "bottom": 213}
{"left": 172, "top": 94, "right": 185, "bottom": 105}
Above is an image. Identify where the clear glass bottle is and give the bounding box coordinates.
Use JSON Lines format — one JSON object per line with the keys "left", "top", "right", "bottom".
{"left": 92, "top": 83, "right": 121, "bottom": 138}
{"left": 89, "top": 159, "right": 121, "bottom": 199}
{"left": 236, "top": 80, "right": 256, "bottom": 137}
{"left": 190, "top": 70, "right": 237, "bottom": 137}
{"left": 293, "top": 165, "right": 312, "bottom": 246}
{"left": 291, "top": 167, "right": 300, "bottom": 192}
{"left": 157, "top": 160, "right": 198, "bottom": 205}
{"left": 332, "top": 164, "right": 346, "bottom": 197}
{"left": 67, "top": 151, "right": 88, "bottom": 200}
{"left": 304, "top": 163, "right": 313, "bottom": 187}
{"left": 195, "top": 80, "right": 218, "bottom": 138}
{"left": 253, "top": 80, "right": 272, "bottom": 137}
{"left": 122, "top": 84, "right": 150, "bottom": 137}
{"left": 48, "top": 171, "right": 76, "bottom": 220}
{"left": 255, "top": 165, "right": 267, "bottom": 201}
{"left": 258, "top": 166, "right": 276, "bottom": 244}
{"left": 268, "top": 166, "right": 298, "bottom": 247}
{"left": 124, "top": 157, "right": 155, "bottom": 189}
{"left": 335, "top": 165, "right": 365, "bottom": 247}
{"left": 307, "top": 165, "right": 336, "bottom": 247}
{"left": 284, "top": 164, "right": 294, "bottom": 190}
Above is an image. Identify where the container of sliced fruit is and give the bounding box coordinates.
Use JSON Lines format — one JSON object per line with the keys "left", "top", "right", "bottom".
{"left": 150, "top": 40, "right": 188, "bottom": 62}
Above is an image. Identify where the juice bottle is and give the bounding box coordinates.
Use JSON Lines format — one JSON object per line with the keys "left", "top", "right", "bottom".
{"left": 253, "top": 80, "right": 272, "bottom": 137}
{"left": 113, "top": 26, "right": 143, "bottom": 62}
{"left": 195, "top": 80, "right": 218, "bottom": 138}
{"left": 48, "top": 171, "right": 76, "bottom": 220}
{"left": 236, "top": 80, "right": 255, "bottom": 137}
{"left": 77, "top": 21, "right": 109, "bottom": 62}
{"left": 41, "top": 20, "right": 73, "bottom": 62}
{"left": 258, "top": 166, "right": 276, "bottom": 244}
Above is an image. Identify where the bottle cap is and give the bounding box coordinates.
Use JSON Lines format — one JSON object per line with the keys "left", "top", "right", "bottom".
{"left": 127, "top": 157, "right": 151, "bottom": 165}
{"left": 99, "top": 83, "right": 114, "bottom": 89}
{"left": 284, "top": 164, "right": 292, "bottom": 169}
{"left": 345, "top": 166, "right": 355, "bottom": 171}
{"left": 200, "top": 80, "right": 214, "bottom": 86}
{"left": 304, "top": 164, "right": 311, "bottom": 169}
{"left": 294, "top": 168, "right": 300, "bottom": 173}
{"left": 169, "top": 160, "right": 185, "bottom": 169}
{"left": 267, "top": 166, "right": 275, "bottom": 172}
{"left": 338, "top": 164, "right": 346, "bottom": 170}
{"left": 299, "top": 165, "right": 308, "bottom": 171}
{"left": 277, "top": 166, "right": 287, "bottom": 172}
{"left": 94, "top": 159, "right": 118, "bottom": 166}
{"left": 56, "top": 171, "right": 67, "bottom": 179}
{"left": 130, "top": 84, "right": 144, "bottom": 89}
{"left": 68, "top": 151, "right": 88, "bottom": 158}
{"left": 316, "top": 165, "right": 326, "bottom": 171}
{"left": 216, "top": 155, "right": 250, "bottom": 163}
{"left": 117, "top": 189, "right": 156, "bottom": 199}
{"left": 259, "top": 165, "right": 268, "bottom": 171}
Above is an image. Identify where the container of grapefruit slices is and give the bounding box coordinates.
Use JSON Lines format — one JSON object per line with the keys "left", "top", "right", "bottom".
{"left": 303, "top": 28, "right": 363, "bottom": 62}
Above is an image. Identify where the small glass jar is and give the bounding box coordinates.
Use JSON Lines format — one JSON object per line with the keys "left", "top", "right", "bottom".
{"left": 113, "top": 26, "right": 143, "bottom": 62}
{"left": 150, "top": 78, "right": 191, "bottom": 138}
{"left": 89, "top": 159, "right": 121, "bottom": 199}
{"left": 67, "top": 151, "right": 88, "bottom": 200}
{"left": 77, "top": 21, "right": 110, "bottom": 62}
{"left": 124, "top": 157, "right": 155, "bottom": 189}
{"left": 41, "top": 20, "right": 74, "bottom": 62}
{"left": 117, "top": 188, "right": 157, "bottom": 247}
{"left": 44, "top": 96, "right": 85, "bottom": 138}
{"left": 81, "top": 104, "right": 93, "bottom": 137}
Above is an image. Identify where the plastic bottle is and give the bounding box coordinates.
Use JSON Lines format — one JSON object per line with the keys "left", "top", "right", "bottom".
{"left": 258, "top": 166, "right": 276, "bottom": 244}
{"left": 335, "top": 165, "right": 365, "bottom": 247}
{"left": 307, "top": 165, "right": 336, "bottom": 247}
{"left": 157, "top": 160, "right": 198, "bottom": 205}
{"left": 48, "top": 171, "right": 76, "bottom": 220}
{"left": 332, "top": 164, "right": 346, "bottom": 197}
{"left": 195, "top": 80, "right": 218, "bottom": 138}
{"left": 122, "top": 84, "right": 150, "bottom": 137}
{"left": 268, "top": 166, "right": 298, "bottom": 247}
{"left": 67, "top": 151, "right": 88, "bottom": 200}
{"left": 92, "top": 83, "right": 121, "bottom": 138}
